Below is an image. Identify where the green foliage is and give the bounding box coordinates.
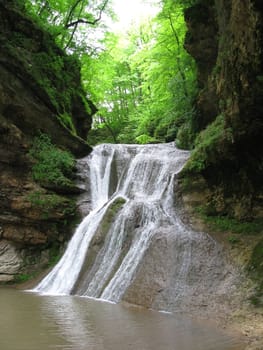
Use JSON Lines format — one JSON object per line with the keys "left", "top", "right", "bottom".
{"left": 176, "top": 121, "right": 195, "bottom": 149}
{"left": 3, "top": 16, "right": 87, "bottom": 136}
{"left": 249, "top": 293, "right": 263, "bottom": 307}
{"left": 135, "top": 134, "right": 160, "bottom": 144}
{"left": 29, "top": 52, "right": 80, "bottom": 134}
{"left": 31, "top": 52, "right": 65, "bottom": 108}
{"left": 248, "top": 239, "right": 263, "bottom": 307}
{"left": 59, "top": 113, "right": 77, "bottom": 134}
{"left": 256, "top": 75, "right": 263, "bottom": 82}
{"left": 227, "top": 235, "right": 240, "bottom": 244}
{"left": 28, "top": 191, "right": 65, "bottom": 210}
{"left": 213, "top": 218, "right": 263, "bottom": 234}
{"left": 27, "top": 190, "right": 75, "bottom": 219}
{"left": 22, "top": 0, "right": 112, "bottom": 53}
{"left": 20, "top": 0, "right": 198, "bottom": 146}
{"left": 196, "top": 206, "right": 263, "bottom": 235}
{"left": 81, "top": 3, "right": 197, "bottom": 145}
{"left": 99, "top": 197, "right": 126, "bottom": 234}
{"left": 183, "top": 114, "right": 233, "bottom": 173}
{"left": 29, "top": 133, "right": 75, "bottom": 188}
{"left": 48, "top": 243, "right": 62, "bottom": 267}
{"left": 14, "top": 273, "right": 33, "bottom": 283}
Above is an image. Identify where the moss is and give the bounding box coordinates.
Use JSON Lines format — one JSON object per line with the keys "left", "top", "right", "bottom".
{"left": 48, "top": 243, "right": 62, "bottom": 267}
{"left": 27, "top": 190, "right": 75, "bottom": 220}
{"left": 59, "top": 112, "right": 77, "bottom": 135}
{"left": 3, "top": 39, "right": 81, "bottom": 135}
{"left": 206, "top": 216, "right": 263, "bottom": 235}
{"left": 248, "top": 239, "right": 263, "bottom": 306}
{"left": 14, "top": 272, "right": 37, "bottom": 284}
{"left": 249, "top": 239, "right": 263, "bottom": 273}
{"left": 256, "top": 75, "right": 263, "bottom": 82}
{"left": 176, "top": 122, "right": 195, "bottom": 149}
{"left": 0, "top": 3, "right": 93, "bottom": 139}
{"left": 195, "top": 206, "right": 263, "bottom": 234}
{"left": 183, "top": 114, "right": 233, "bottom": 174}
{"left": 99, "top": 197, "right": 127, "bottom": 235}
{"left": 227, "top": 235, "right": 240, "bottom": 244}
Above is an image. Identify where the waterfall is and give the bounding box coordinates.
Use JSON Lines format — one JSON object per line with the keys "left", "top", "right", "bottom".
{"left": 34, "top": 143, "right": 189, "bottom": 298}
{"left": 34, "top": 143, "right": 238, "bottom": 311}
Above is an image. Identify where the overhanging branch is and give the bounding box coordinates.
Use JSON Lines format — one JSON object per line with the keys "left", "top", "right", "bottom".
{"left": 65, "top": 0, "right": 109, "bottom": 28}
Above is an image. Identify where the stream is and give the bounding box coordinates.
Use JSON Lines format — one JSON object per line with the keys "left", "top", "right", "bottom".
{"left": 0, "top": 288, "right": 244, "bottom": 350}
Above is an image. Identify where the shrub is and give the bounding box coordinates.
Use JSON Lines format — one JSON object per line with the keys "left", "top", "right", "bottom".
{"left": 135, "top": 134, "right": 160, "bottom": 144}
{"left": 176, "top": 122, "right": 195, "bottom": 149}
{"left": 29, "top": 133, "right": 75, "bottom": 187}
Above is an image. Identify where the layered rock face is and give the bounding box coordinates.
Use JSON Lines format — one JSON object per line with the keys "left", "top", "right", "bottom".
{"left": 0, "top": 2, "right": 94, "bottom": 282}
{"left": 183, "top": 0, "right": 263, "bottom": 219}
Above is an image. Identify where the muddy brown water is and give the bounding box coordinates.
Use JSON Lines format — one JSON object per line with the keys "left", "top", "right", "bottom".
{"left": 0, "top": 288, "right": 245, "bottom": 350}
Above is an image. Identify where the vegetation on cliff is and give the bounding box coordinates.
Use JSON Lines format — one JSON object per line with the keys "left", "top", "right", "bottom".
{"left": 1, "top": 0, "right": 97, "bottom": 140}
{"left": 182, "top": 0, "right": 263, "bottom": 217}
{"left": 0, "top": 0, "right": 97, "bottom": 281}
{"left": 179, "top": 0, "right": 263, "bottom": 304}
{"left": 29, "top": 133, "right": 76, "bottom": 191}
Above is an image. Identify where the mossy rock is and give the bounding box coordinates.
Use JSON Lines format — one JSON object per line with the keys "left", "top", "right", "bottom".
{"left": 27, "top": 190, "right": 76, "bottom": 220}
{"left": 0, "top": 1, "right": 95, "bottom": 142}
{"left": 247, "top": 238, "right": 263, "bottom": 306}
{"left": 94, "top": 197, "right": 127, "bottom": 245}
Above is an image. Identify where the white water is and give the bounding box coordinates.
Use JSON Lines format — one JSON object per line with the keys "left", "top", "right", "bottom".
{"left": 34, "top": 143, "right": 190, "bottom": 301}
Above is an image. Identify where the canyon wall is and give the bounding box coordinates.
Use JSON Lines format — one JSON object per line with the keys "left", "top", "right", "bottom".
{"left": 182, "top": 0, "right": 263, "bottom": 219}
{"left": 0, "top": 1, "right": 95, "bottom": 282}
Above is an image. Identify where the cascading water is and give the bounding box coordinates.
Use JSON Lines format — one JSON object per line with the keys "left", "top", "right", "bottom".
{"left": 34, "top": 143, "right": 239, "bottom": 312}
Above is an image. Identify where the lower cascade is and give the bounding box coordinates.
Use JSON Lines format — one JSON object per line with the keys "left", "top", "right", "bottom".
{"left": 34, "top": 143, "right": 239, "bottom": 312}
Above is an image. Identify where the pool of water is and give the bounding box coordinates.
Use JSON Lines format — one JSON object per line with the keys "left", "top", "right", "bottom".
{"left": 0, "top": 288, "right": 244, "bottom": 350}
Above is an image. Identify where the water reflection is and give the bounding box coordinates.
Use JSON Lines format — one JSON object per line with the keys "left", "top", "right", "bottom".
{"left": 0, "top": 288, "right": 244, "bottom": 350}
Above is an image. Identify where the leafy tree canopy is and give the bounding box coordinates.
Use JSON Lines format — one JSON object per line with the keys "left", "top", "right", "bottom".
{"left": 82, "top": 1, "right": 197, "bottom": 146}
{"left": 20, "top": 0, "right": 198, "bottom": 146}
{"left": 21, "top": 0, "right": 113, "bottom": 53}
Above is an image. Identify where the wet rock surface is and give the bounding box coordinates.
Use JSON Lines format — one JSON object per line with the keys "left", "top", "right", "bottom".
{"left": 123, "top": 226, "right": 241, "bottom": 315}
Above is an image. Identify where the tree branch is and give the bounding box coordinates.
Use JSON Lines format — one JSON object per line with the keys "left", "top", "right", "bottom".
{"left": 65, "top": 0, "right": 109, "bottom": 28}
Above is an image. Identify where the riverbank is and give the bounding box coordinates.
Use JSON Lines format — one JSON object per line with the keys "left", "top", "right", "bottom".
{"left": 228, "top": 307, "right": 263, "bottom": 350}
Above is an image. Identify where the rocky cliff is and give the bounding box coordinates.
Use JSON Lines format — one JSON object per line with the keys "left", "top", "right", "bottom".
{"left": 0, "top": 1, "right": 95, "bottom": 282}
{"left": 179, "top": 0, "right": 263, "bottom": 311}
{"left": 182, "top": 0, "right": 263, "bottom": 219}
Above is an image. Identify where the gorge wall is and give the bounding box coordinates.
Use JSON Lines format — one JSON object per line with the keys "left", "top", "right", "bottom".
{"left": 179, "top": 0, "right": 263, "bottom": 309}
{"left": 0, "top": 1, "right": 95, "bottom": 282}
{"left": 182, "top": 0, "right": 263, "bottom": 220}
